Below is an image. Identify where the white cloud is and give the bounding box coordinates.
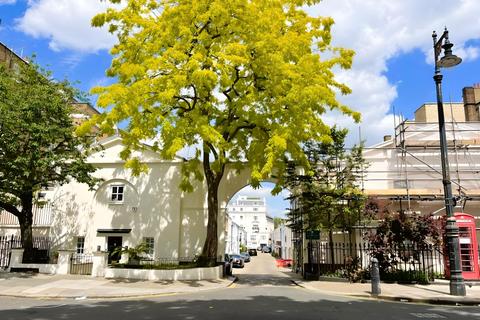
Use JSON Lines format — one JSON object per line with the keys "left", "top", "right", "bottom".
{"left": 456, "top": 46, "right": 480, "bottom": 63}
{"left": 307, "top": 0, "right": 480, "bottom": 146}
{"left": 0, "top": 0, "right": 16, "bottom": 5}
{"left": 14, "top": 0, "right": 480, "bottom": 146}
{"left": 16, "top": 0, "right": 116, "bottom": 52}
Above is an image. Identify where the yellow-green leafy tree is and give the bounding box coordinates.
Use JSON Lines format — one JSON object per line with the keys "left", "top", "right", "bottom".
{"left": 87, "top": 0, "right": 359, "bottom": 266}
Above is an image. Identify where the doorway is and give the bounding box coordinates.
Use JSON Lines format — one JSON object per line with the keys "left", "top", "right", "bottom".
{"left": 107, "top": 236, "right": 123, "bottom": 264}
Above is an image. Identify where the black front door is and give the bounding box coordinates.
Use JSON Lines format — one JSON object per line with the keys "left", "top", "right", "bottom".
{"left": 107, "top": 236, "right": 123, "bottom": 264}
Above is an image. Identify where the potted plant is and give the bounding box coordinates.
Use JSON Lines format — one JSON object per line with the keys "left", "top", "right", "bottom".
{"left": 112, "top": 242, "right": 149, "bottom": 265}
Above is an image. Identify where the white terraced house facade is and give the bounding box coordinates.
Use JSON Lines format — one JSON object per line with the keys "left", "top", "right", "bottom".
{"left": 226, "top": 196, "right": 273, "bottom": 250}
{"left": 0, "top": 131, "right": 271, "bottom": 268}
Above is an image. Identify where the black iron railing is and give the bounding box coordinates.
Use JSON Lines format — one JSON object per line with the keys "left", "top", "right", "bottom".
{"left": 304, "top": 241, "right": 445, "bottom": 281}
{"left": 0, "top": 235, "right": 53, "bottom": 267}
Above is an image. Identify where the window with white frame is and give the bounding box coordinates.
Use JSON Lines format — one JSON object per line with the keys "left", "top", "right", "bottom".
{"left": 76, "top": 236, "right": 85, "bottom": 254}
{"left": 143, "top": 237, "right": 154, "bottom": 255}
{"left": 110, "top": 185, "right": 125, "bottom": 202}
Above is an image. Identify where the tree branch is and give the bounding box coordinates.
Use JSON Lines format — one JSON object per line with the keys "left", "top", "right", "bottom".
{"left": 0, "top": 200, "right": 20, "bottom": 217}
{"left": 173, "top": 95, "right": 193, "bottom": 110}
{"left": 226, "top": 123, "right": 256, "bottom": 142}
{"left": 202, "top": 142, "right": 214, "bottom": 182}
{"left": 205, "top": 141, "right": 219, "bottom": 160}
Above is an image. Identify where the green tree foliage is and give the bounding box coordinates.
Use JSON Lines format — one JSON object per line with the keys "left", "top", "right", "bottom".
{"left": 88, "top": 0, "right": 359, "bottom": 266}
{"left": 273, "top": 217, "right": 284, "bottom": 229}
{"left": 284, "top": 127, "right": 367, "bottom": 247}
{"left": 0, "top": 61, "right": 98, "bottom": 260}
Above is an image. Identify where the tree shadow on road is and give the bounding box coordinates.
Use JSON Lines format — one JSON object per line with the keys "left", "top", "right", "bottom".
{"left": 3, "top": 293, "right": 475, "bottom": 320}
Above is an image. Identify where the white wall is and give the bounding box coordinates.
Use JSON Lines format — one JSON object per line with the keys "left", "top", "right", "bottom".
{"left": 272, "top": 224, "right": 292, "bottom": 259}
{"left": 225, "top": 213, "right": 246, "bottom": 254}
{"left": 0, "top": 136, "right": 279, "bottom": 261}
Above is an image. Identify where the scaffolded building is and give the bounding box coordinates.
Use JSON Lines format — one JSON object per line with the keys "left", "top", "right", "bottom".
{"left": 363, "top": 86, "right": 480, "bottom": 235}
{"left": 291, "top": 85, "right": 480, "bottom": 278}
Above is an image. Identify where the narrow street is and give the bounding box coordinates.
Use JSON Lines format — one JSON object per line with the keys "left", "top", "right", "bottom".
{"left": 232, "top": 251, "right": 294, "bottom": 287}
{"left": 0, "top": 253, "right": 479, "bottom": 320}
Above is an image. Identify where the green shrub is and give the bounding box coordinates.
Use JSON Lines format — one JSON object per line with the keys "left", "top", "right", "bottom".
{"left": 380, "top": 270, "right": 430, "bottom": 284}
{"left": 239, "top": 244, "right": 247, "bottom": 253}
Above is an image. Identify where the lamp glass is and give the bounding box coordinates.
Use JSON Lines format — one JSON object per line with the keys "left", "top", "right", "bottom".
{"left": 438, "top": 55, "right": 462, "bottom": 68}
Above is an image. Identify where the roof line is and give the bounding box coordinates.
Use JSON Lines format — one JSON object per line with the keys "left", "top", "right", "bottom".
{"left": 0, "top": 41, "right": 28, "bottom": 65}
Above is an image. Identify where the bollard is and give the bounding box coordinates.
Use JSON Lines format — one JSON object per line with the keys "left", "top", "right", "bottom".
{"left": 371, "top": 257, "right": 381, "bottom": 296}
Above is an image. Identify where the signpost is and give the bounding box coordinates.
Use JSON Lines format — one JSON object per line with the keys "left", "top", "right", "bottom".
{"left": 306, "top": 230, "right": 320, "bottom": 240}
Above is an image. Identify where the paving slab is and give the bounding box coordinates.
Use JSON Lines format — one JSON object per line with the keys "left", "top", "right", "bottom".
{"left": 287, "top": 272, "right": 480, "bottom": 306}
{"left": 0, "top": 272, "right": 235, "bottom": 299}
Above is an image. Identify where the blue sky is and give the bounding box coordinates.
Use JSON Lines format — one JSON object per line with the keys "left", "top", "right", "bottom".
{"left": 1, "top": 0, "right": 480, "bottom": 218}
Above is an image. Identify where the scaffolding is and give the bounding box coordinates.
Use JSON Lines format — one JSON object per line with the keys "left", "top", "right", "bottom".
{"left": 362, "top": 117, "right": 480, "bottom": 214}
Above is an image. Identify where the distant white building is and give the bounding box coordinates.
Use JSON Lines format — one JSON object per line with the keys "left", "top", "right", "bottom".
{"left": 272, "top": 223, "right": 293, "bottom": 259}
{"left": 224, "top": 213, "right": 246, "bottom": 254}
{"left": 226, "top": 196, "right": 273, "bottom": 249}
{"left": 266, "top": 216, "right": 274, "bottom": 243}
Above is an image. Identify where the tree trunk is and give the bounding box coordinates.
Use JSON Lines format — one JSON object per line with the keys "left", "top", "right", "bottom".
{"left": 198, "top": 177, "right": 221, "bottom": 267}
{"left": 19, "top": 191, "right": 34, "bottom": 263}
{"left": 198, "top": 144, "right": 224, "bottom": 267}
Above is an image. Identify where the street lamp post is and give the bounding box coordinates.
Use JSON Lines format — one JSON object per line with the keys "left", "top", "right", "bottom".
{"left": 432, "top": 28, "right": 466, "bottom": 296}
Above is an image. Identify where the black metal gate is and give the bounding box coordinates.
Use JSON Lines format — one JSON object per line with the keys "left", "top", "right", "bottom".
{"left": 0, "top": 235, "right": 21, "bottom": 268}
{"left": 70, "top": 253, "right": 93, "bottom": 275}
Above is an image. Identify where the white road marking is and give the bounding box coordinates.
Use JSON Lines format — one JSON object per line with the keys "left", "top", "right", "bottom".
{"left": 410, "top": 313, "right": 446, "bottom": 319}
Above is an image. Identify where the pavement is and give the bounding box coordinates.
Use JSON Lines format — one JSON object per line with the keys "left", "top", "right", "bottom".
{"left": 0, "top": 272, "right": 236, "bottom": 299}
{"left": 1, "top": 267, "right": 479, "bottom": 306}
{"left": 288, "top": 271, "right": 480, "bottom": 306}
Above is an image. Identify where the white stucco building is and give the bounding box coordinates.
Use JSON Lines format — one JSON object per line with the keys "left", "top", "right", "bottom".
{"left": 0, "top": 134, "right": 265, "bottom": 264}
{"left": 224, "top": 213, "right": 247, "bottom": 254}
{"left": 272, "top": 223, "right": 293, "bottom": 259}
{"left": 226, "top": 196, "right": 273, "bottom": 249}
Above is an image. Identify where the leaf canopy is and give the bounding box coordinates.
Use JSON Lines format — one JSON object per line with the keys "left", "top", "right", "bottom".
{"left": 0, "top": 61, "right": 98, "bottom": 212}
{"left": 88, "top": 0, "right": 360, "bottom": 189}
{"left": 284, "top": 127, "right": 368, "bottom": 232}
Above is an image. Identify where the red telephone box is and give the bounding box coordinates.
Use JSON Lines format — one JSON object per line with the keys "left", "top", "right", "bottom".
{"left": 444, "top": 213, "right": 480, "bottom": 280}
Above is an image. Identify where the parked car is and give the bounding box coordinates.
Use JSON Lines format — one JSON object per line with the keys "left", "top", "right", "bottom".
{"left": 224, "top": 254, "right": 233, "bottom": 276}
{"left": 248, "top": 248, "right": 257, "bottom": 256}
{"left": 262, "top": 246, "right": 271, "bottom": 253}
{"left": 240, "top": 252, "right": 251, "bottom": 263}
{"left": 230, "top": 254, "right": 245, "bottom": 268}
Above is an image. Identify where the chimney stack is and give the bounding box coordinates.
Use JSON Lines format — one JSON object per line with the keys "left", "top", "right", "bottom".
{"left": 463, "top": 85, "right": 480, "bottom": 121}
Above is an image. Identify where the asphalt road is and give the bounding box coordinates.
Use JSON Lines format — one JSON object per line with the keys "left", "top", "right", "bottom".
{"left": 0, "top": 253, "right": 479, "bottom": 320}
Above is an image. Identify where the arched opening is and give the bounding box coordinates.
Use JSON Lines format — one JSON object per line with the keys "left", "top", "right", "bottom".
{"left": 223, "top": 181, "right": 291, "bottom": 259}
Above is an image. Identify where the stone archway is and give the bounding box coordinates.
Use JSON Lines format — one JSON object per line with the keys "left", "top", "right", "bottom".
{"left": 216, "top": 165, "right": 282, "bottom": 256}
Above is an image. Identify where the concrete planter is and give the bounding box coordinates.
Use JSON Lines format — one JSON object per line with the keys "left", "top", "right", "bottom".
{"left": 8, "top": 248, "right": 72, "bottom": 275}
{"left": 104, "top": 266, "right": 222, "bottom": 281}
